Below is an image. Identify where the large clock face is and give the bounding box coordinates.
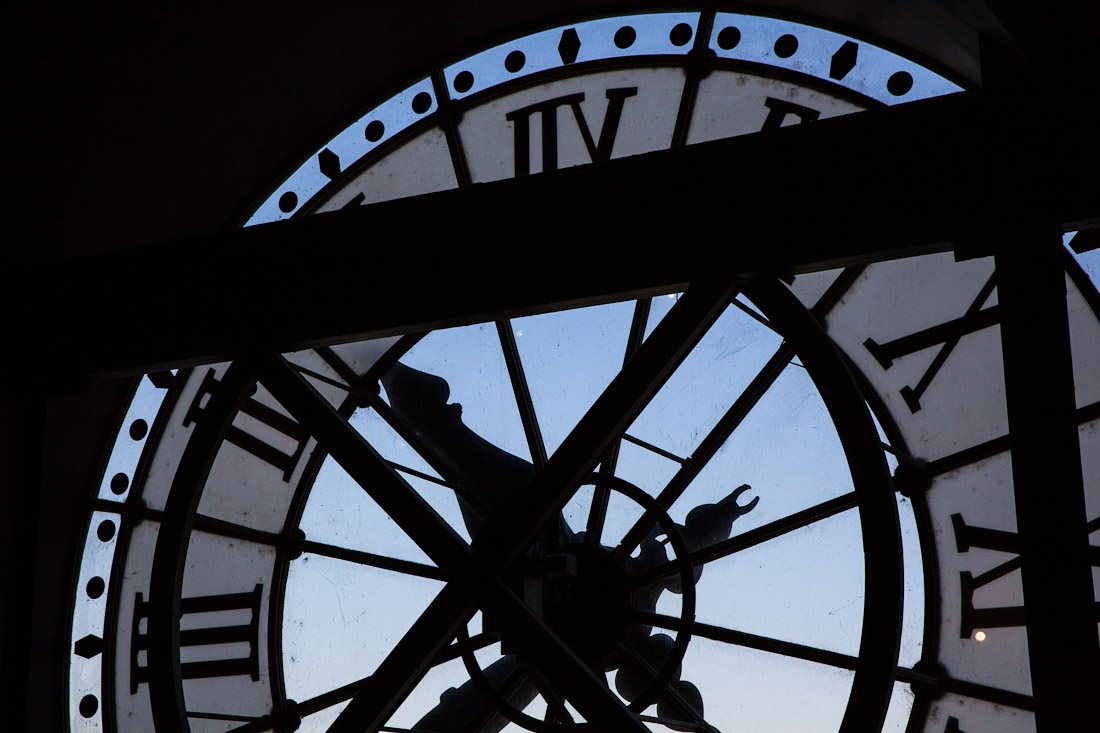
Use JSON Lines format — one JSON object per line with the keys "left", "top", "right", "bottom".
{"left": 67, "top": 8, "right": 1100, "bottom": 733}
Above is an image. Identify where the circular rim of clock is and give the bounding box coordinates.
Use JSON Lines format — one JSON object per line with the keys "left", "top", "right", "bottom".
{"left": 141, "top": 275, "right": 900, "bottom": 733}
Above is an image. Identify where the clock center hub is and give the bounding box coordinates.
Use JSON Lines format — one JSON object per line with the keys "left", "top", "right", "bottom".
{"left": 535, "top": 542, "right": 631, "bottom": 663}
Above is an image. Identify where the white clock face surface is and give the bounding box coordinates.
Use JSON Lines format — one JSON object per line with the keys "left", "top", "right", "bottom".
{"left": 66, "top": 8, "right": 1100, "bottom": 733}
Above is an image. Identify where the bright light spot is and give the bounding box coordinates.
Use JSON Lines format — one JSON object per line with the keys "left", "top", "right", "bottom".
{"left": 666, "top": 294, "right": 676, "bottom": 299}
{"left": 974, "top": 630, "right": 987, "bottom": 642}
{"left": 516, "top": 330, "right": 524, "bottom": 337}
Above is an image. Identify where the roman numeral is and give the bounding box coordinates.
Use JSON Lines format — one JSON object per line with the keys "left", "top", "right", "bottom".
{"left": 952, "top": 513, "right": 1100, "bottom": 638}
{"left": 944, "top": 717, "right": 963, "bottom": 733}
{"left": 863, "top": 273, "right": 998, "bottom": 412}
{"left": 130, "top": 584, "right": 262, "bottom": 692}
{"left": 760, "top": 97, "right": 821, "bottom": 130}
{"left": 184, "top": 368, "right": 308, "bottom": 481}
{"left": 506, "top": 87, "right": 638, "bottom": 176}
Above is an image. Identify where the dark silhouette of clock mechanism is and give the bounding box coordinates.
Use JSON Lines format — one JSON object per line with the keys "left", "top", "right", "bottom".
{"left": 380, "top": 362, "right": 759, "bottom": 733}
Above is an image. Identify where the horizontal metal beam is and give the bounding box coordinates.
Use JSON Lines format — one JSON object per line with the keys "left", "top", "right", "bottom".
{"left": 38, "top": 87, "right": 1099, "bottom": 381}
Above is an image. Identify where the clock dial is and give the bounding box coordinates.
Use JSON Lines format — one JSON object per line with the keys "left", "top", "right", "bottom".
{"left": 67, "top": 8, "right": 1100, "bottom": 733}
{"left": 131, "top": 276, "right": 898, "bottom": 733}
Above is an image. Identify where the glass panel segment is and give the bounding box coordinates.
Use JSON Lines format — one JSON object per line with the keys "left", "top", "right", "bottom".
{"left": 1066, "top": 268, "right": 1100, "bottom": 407}
{"left": 398, "top": 322, "right": 534, "bottom": 464}
{"left": 881, "top": 682, "right": 916, "bottom": 733}
{"left": 823, "top": 254, "right": 1008, "bottom": 462}
{"left": 282, "top": 553, "right": 444, "bottom": 706}
{"left": 667, "top": 363, "right": 852, "bottom": 538}
{"left": 677, "top": 636, "right": 854, "bottom": 732}
{"left": 298, "top": 457, "right": 436, "bottom": 565}
{"left": 654, "top": 508, "right": 864, "bottom": 656}
{"left": 180, "top": 531, "right": 276, "bottom": 719}
{"left": 511, "top": 301, "right": 634, "bottom": 458}
{"left": 69, "top": 511, "right": 121, "bottom": 733}
{"left": 897, "top": 492, "right": 926, "bottom": 668}
{"left": 195, "top": 379, "right": 317, "bottom": 533}
{"left": 629, "top": 304, "right": 782, "bottom": 461}
{"left": 97, "top": 373, "right": 174, "bottom": 502}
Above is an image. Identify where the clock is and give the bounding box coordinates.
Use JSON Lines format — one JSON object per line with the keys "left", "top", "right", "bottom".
{"left": 66, "top": 8, "right": 1100, "bottom": 733}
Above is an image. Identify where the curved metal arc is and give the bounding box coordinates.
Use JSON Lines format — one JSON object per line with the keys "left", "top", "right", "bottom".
{"left": 147, "top": 361, "right": 257, "bottom": 733}
{"left": 741, "top": 277, "right": 901, "bottom": 733}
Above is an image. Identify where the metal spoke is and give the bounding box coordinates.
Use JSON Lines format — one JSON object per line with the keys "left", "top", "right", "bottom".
{"left": 587, "top": 296, "right": 652, "bottom": 545}
{"left": 635, "top": 492, "right": 859, "bottom": 585}
{"left": 731, "top": 295, "right": 777, "bottom": 333}
{"left": 258, "top": 353, "right": 472, "bottom": 570}
{"left": 634, "top": 610, "right": 859, "bottom": 671}
{"left": 297, "top": 539, "right": 446, "bottom": 581}
{"left": 518, "top": 657, "right": 573, "bottom": 725}
{"left": 621, "top": 432, "right": 688, "bottom": 464}
{"left": 497, "top": 319, "right": 548, "bottom": 468}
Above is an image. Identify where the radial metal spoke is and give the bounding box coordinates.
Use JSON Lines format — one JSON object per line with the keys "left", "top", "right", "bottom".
{"left": 587, "top": 296, "right": 653, "bottom": 545}
{"left": 497, "top": 319, "right": 548, "bottom": 468}
{"left": 620, "top": 432, "right": 688, "bottom": 464}
{"left": 731, "top": 295, "right": 777, "bottom": 333}
{"left": 634, "top": 610, "right": 859, "bottom": 671}
{"left": 636, "top": 492, "right": 859, "bottom": 585}
{"left": 297, "top": 539, "right": 446, "bottom": 581}
{"left": 611, "top": 265, "right": 863, "bottom": 559}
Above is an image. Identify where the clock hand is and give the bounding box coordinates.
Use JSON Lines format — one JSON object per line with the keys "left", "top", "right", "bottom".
{"left": 381, "top": 361, "right": 535, "bottom": 537}
{"left": 380, "top": 361, "right": 574, "bottom": 547}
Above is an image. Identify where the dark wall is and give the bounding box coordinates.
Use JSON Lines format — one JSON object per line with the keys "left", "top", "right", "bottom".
{"left": 20, "top": 2, "right": 999, "bottom": 258}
